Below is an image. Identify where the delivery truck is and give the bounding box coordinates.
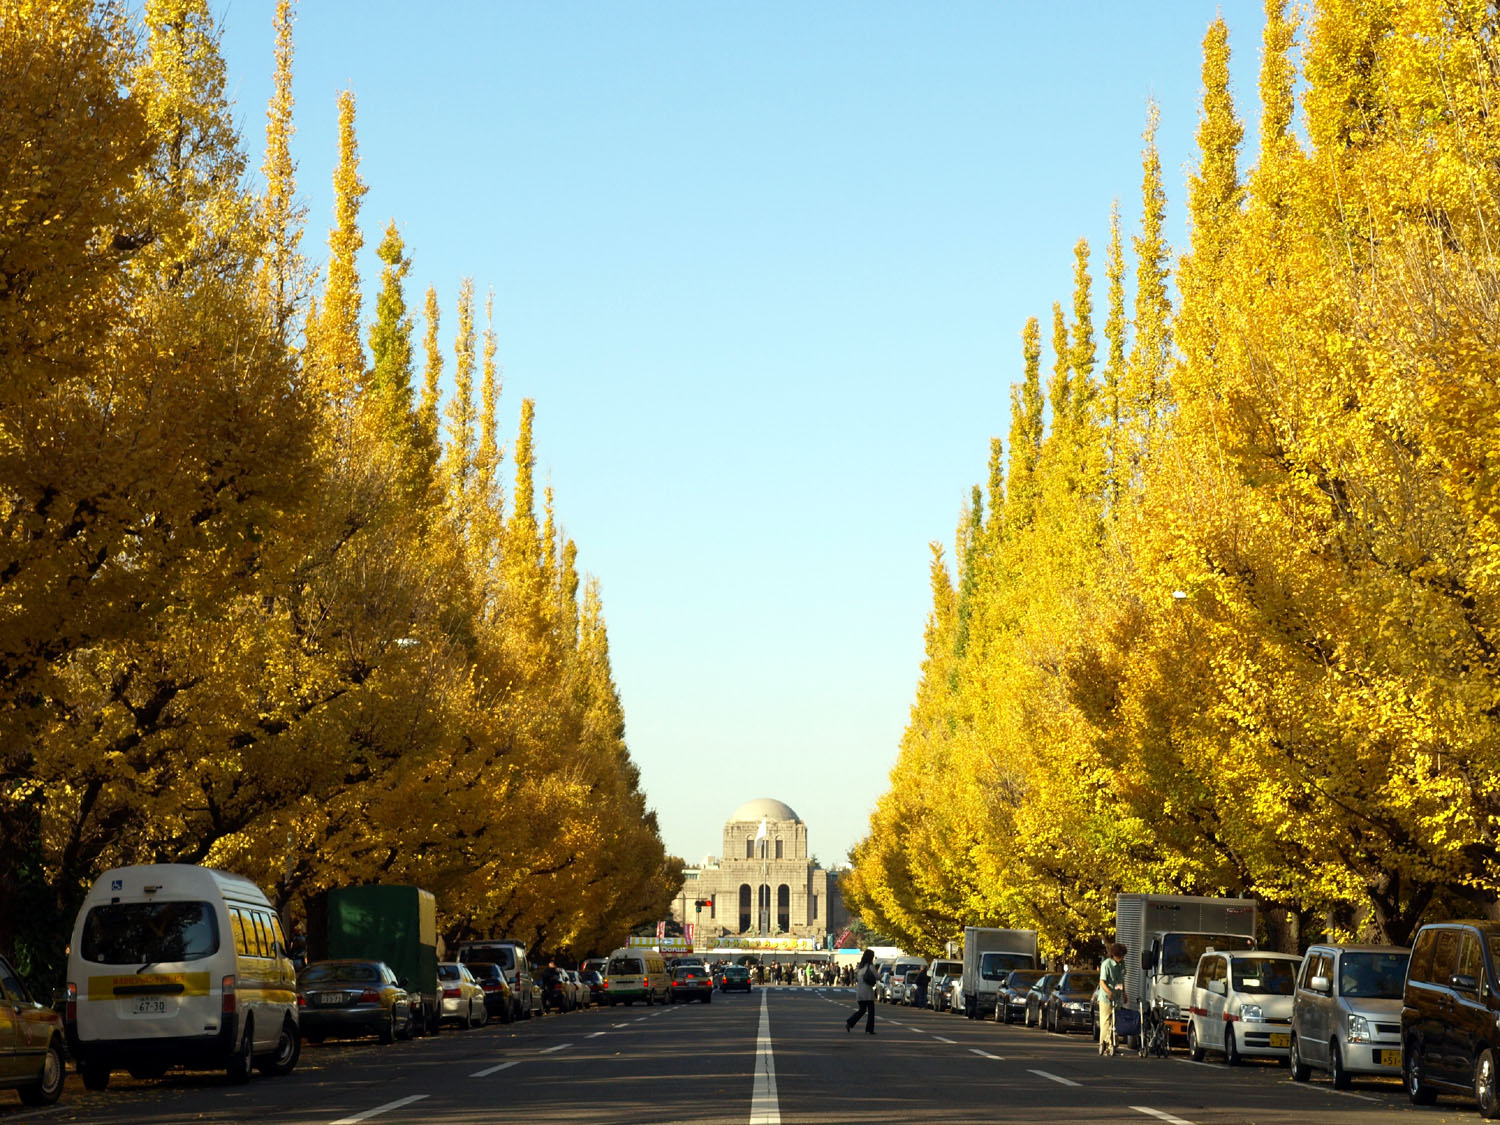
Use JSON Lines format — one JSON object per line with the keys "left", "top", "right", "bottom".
{"left": 961, "top": 927, "right": 1039, "bottom": 1019}
{"left": 1114, "top": 893, "right": 1257, "bottom": 1043}
{"left": 306, "top": 885, "right": 441, "bottom": 1035}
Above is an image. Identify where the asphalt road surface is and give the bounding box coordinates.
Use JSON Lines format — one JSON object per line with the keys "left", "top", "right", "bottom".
{"left": 2, "top": 988, "right": 1487, "bottom": 1123}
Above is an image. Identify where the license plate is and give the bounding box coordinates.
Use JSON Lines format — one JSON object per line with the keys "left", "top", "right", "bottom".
{"left": 314, "top": 992, "right": 348, "bottom": 1007}
{"left": 1378, "top": 1049, "right": 1402, "bottom": 1066}
{"left": 1269, "top": 1032, "right": 1290, "bottom": 1048}
{"left": 128, "top": 996, "right": 168, "bottom": 1016}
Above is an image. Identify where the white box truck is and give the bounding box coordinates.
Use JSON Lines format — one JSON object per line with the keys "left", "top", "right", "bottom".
{"left": 961, "top": 927, "right": 1039, "bottom": 1019}
{"left": 1115, "top": 893, "right": 1257, "bottom": 1043}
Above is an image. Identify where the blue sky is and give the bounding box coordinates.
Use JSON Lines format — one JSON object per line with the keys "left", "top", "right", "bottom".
{"left": 215, "top": 0, "right": 1269, "bottom": 873}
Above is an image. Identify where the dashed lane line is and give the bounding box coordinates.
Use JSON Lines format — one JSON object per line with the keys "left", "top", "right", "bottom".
{"left": 538, "top": 1043, "right": 571, "bottom": 1054}
{"left": 469, "top": 1059, "right": 521, "bottom": 1078}
{"left": 969, "top": 1048, "right": 1005, "bottom": 1060}
{"left": 586, "top": 1031, "right": 606, "bottom": 1038}
{"left": 1028, "top": 1069, "right": 1081, "bottom": 1087}
{"left": 1130, "top": 1108, "right": 1196, "bottom": 1125}
{"left": 329, "top": 1094, "right": 429, "bottom": 1124}
{"left": 932, "top": 1035, "right": 956, "bottom": 1044}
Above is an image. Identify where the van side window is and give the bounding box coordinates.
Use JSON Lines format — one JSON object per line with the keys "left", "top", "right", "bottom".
{"left": 249, "top": 911, "right": 271, "bottom": 957}
{"left": 230, "top": 908, "right": 252, "bottom": 956}
{"left": 1431, "top": 929, "right": 1461, "bottom": 986}
{"left": 270, "top": 915, "right": 288, "bottom": 958}
{"left": 1410, "top": 929, "right": 1437, "bottom": 984}
{"left": 1458, "top": 933, "right": 1484, "bottom": 988}
{"left": 1300, "top": 953, "right": 1324, "bottom": 987}
{"left": 1195, "top": 958, "right": 1213, "bottom": 990}
{"left": 1211, "top": 957, "right": 1227, "bottom": 984}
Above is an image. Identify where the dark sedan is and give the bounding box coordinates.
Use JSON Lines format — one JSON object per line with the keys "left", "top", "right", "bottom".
{"left": 996, "top": 969, "right": 1045, "bottom": 1024}
{"left": 465, "top": 962, "right": 514, "bottom": 1022}
{"left": 1023, "top": 973, "right": 1060, "bottom": 1028}
{"left": 669, "top": 965, "right": 714, "bottom": 1003}
{"left": 580, "top": 970, "right": 605, "bottom": 1004}
{"left": 298, "top": 960, "right": 413, "bottom": 1044}
{"left": 718, "top": 965, "right": 752, "bottom": 993}
{"left": 1043, "top": 971, "right": 1098, "bottom": 1033}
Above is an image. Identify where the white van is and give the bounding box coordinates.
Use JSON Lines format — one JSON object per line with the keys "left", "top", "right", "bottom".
{"left": 602, "top": 947, "right": 668, "bottom": 1006}
{"left": 65, "top": 864, "right": 299, "bottom": 1089}
{"left": 1187, "top": 949, "right": 1301, "bottom": 1064}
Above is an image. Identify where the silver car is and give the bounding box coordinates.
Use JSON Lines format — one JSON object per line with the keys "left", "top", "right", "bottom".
{"left": 1290, "top": 943, "right": 1409, "bottom": 1087}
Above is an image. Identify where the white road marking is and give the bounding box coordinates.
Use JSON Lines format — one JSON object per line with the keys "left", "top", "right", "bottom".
{"left": 932, "top": 1035, "right": 956, "bottom": 1044}
{"left": 1028, "top": 1069, "right": 1081, "bottom": 1087}
{"left": 749, "top": 986, "right": 780, "bottom": 1125}
{"left": 469, "top": 1059, "right": 520, "bottom": 1077}
{"left": 586, "top": 1031, "right": 606, "bottom": 1038}
{"left": 1130, "top": 1108, "right": 1196, "bottom": 1125}
{"left": 330, "top": 1094, "right": 429, "bottom": 1123}
{"left": 635, "top": 1017, "right": 648, "bottom": 1022}
{"left": 613, "top": 1022, "right": 629, "bottom": 1027}
{"left": 969, "top": 1048, "right": 1004, "bottom": 1059}
{"left": 538, "top": 1043, "right": 571, "bottom": 1054}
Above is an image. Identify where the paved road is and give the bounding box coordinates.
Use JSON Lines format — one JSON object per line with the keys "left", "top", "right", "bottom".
{"left": 1, "top": 988, "right": 1484, "bottom": 1123}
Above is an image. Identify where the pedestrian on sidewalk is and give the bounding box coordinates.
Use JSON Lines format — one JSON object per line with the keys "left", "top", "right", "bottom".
{"left": 845, "top": 949, "right": 879, "bottom": 1034}
{"left": 1097, "top": 942, "right": 1128, "bottom": 1056}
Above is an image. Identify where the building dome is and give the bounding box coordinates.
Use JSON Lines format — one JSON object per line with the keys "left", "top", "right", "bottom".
{"left": 728, "top": 797, "right": 800, "bottom": 824}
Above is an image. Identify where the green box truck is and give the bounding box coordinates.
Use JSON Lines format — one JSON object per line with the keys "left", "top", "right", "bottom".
{"left": 307, "top": 885, "right": 441, "bottom": 1035}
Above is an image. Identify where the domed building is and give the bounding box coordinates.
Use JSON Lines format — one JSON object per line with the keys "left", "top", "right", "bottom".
{"left": 671, "top": 798, "right": 846, "bottom": 944}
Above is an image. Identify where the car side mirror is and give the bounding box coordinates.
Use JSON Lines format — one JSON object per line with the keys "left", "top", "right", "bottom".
{"left": 399, "top": 977, "right": 409, "bottom": 988}
{"left": 1142, "top": 950, "right": 1157, "bottom": 972}
{"left": 1452, "top": 973, "right": 1479, "bottom": 993}
{"left": 1309, "top": 975, "right": 1331, "bottom": 994}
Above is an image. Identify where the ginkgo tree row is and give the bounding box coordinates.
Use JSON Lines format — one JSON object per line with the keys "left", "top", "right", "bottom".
{"left": 845, "top": 0, "right": 1500, "bottom": 961}
{"left": 0, "top": 0, "right": 679, "bottom": 982}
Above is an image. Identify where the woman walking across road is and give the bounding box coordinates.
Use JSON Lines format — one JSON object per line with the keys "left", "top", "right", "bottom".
{"left": 845, "top": 949, "right": 879, "bottom": 1035}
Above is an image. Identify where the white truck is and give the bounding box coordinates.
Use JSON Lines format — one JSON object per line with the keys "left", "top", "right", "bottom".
{"left": 961, "top": 926, "right": 1039, "bottom": 1019}
{"left": 1115, "top": 893, "right": 1257, "bottom": 1043}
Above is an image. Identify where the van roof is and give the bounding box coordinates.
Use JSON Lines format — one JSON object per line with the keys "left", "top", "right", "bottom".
{"left": 85, "top": 864, "right": 269, "bottom": 905}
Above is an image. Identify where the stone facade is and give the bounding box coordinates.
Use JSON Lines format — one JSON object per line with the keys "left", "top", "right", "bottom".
{"left": 670, "top": 798, "right": 846, "bottom": 943}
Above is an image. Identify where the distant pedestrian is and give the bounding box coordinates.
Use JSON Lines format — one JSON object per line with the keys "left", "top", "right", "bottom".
{"left": 845, "top": 949, "right": 878, "bottom": 1035}
{"left": 1097, "top": 942, "right": 1128, "bottom": 1056}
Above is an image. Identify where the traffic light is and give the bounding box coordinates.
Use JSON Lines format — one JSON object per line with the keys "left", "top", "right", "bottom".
{"left": 694, "top": 898, "right": 710, "bottom": 913}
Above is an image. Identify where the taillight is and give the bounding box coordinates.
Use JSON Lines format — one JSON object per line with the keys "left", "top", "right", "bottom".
{"left": 359, "top": 989, "right": 380, "bottom": 1004}
{"left": 297, "top": 993, "right": 307, "bottom": 1008}
{"left": 443, "top": 986, "right": 461, "bottom": 998}
{"left": 642, "top": 977, "right": 649, "bottom": 988}
{"left": 65, "top": 981, "right": 77, "bottom": 1024}
{"left": 222, "top": 975, "right": 237, "bottom": 1016}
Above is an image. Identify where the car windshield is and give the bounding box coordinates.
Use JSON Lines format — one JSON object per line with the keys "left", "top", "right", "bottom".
{"left": 463, "top": 945, "right": 517, "bottom": 971}
{"left": 1007, "top": 971, "right": 1044, "bottom": 990}
{"left": 674, "top": 968, "right": 703, "bottom": 980}
{"left": 1339, "top": 952, "right": 1410, "bottom": 999}
{"left": 1161, "top": 933, "right": 1255, "bottom": 977}
{"left": 1060, "top": 972, "right": 1098, "bottom": 993}
{"left": 438, "top": 965, "right": 463, "bottom": 980}
{"left": 80, "top": 901, "right": 219, "bottom": 965}
{"left": 300, "top": 963, "right": 379, "bottom": 984}
{"left": 981, "top": 952, "right": 1034, "bottom": 981}
{"left": 467, "top": 963, "right": 502, "bottom": 981}
{"left": 932, "top": 961, "right": 962, "bottom": 977}
{"left": 1232, "top": 957, "right": 1297, "bottom": 995}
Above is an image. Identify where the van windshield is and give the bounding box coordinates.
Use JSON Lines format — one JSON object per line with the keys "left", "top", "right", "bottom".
{"left": 81, "top": 901, "right": 219, "bottom": 965}
{"left": 1231, "top": 957, "right": 1297, "bottom": 995}
{"left": 609, "top": 958, "right": 644, "bottom": 975}
{"left": 980, "top": 952, "right": 1034, "bottom": 980}
{"left": 1339, "top": 952, "right": 1410, "bottom": 999}
{"left": 461, "top": 945, "right": 516, "bottom": 972}
{"left": 1161, "top": 933, "right": 1255, "bottom": 977}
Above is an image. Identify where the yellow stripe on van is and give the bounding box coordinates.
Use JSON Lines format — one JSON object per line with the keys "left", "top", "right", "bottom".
{"left": 87, "top": 972, "right": 212, "bottom": 1001}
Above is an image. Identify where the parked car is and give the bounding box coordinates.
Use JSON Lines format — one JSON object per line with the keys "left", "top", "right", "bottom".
{"left": 719, "top": 965, "right": 752, "bottom": 993}
{"left": 437, "top": 962, "right": 487, "bottom": 1028}
{"left": 564, "top": 969, "right": 590, "bottom": 1009}
{"left": 1289, "top": 943, "right": 1408, "bottom": 1088}
{"left": 1023, "top": 974, "right": 1060, "bottom": 1028}
{"left": 997, "top": 969, "right": 1046, "bottom": 1024}
{"left": 0, "top": 952, "right": 65, "bottom": 1106}
{"left": 1402, "top": 920, "right": 1500, "bottom": 1115}
{"left": 1188, "top": 950, "right": 1300, "bottom": 1064}
{"left": 670, "top": 965, "right": 714, "bottom": 1003}
{"left": 580, "top": 970, "right": 605, "bottom": 1004}
{"left": 581, "top": 957, "right": 608, "bottom": 978}
{"left": 297, "top": 960, "right": 413, "bottom": 1044}
{"left": 1044, "top": 971, "right": 1099, "bottom": 1034}
{"left": 928, "top": 959, "right": 962, "bottom": 1012}
{"left": 946, "top": 975, "right": 968, "bottom": 1016}
{"left": 884, "top": 960, "right": 925, "bottom": 1005}
{"left": 465, "top": 962, "right": 515, "bottom": 1023}
{"left": 874, "top": 967, "right": 894, "bottom": 1004}
{"left": 455, "top": 940, "right": 536, "bottom": 1020}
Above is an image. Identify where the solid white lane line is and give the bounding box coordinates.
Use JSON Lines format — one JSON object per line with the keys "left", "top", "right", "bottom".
{"left": 469, "top": 1059, "right": 520, "bottom": 1077}
{"left": 932, "top": 1035, "right": 956, "bottom": 1044}
{"left": 1028, "top": 1069, "right": 1081, "bottom": 1087}
{"left": 969, "top": 1048, "right": 1004, "bottom": 1059}
{"left": 538, "top": 1043, "right": 571, "bottom": 1054}
{"left": 1130, "top": 1108, "right": 1196, "bottom": 1125}
{"left": 586, "top": 1031, "right": 606, "bottom": 1038}
{"left": 749, "top": 986, "right": 780, "bottom": 1125}
{"left": 330, "top": 1094, "right": 429, "bottom": 1124}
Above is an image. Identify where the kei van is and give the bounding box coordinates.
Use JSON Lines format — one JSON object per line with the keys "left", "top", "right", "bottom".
{"left": 65, "top": 864, "right": 300, "bottom": 1089}
{"left": 603, "top": 947, "right": 669, "bottom": 1006}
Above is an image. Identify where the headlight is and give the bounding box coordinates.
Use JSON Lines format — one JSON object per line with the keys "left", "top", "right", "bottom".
{"left": 1158, "top": 1001, "right": 1181, "bottom": 1020}
{"left": 1066, "top": 1002, "right": 1089, "bottom": 1012}
{"left": 1347, "top": 1014, "right": 1371, "bottom": 1043}
{"left": 1239, "top": 1004, "right": 1264, "bottom": 1022}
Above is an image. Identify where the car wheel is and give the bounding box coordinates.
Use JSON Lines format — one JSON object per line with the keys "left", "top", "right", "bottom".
{"left": 226, "top": 1020, "right": 255, "bottom": 1084}
{"left": 1406, "top": 1036, "right": 1437, "bottom": 1105}
{"left": 1477, "top": 1048, "right": 1500, "bottom": 1119}
{"left": 1289, "top": 1032, "right": 1309, "bottom": 1082}
{"left": 1330, "top": 1040, "right": 1350, "bottom": 1090}
{"left": 476, "top": 999, "right": 488, "bottom": 1027}
{"left": 1188, "top": 1021, "right": 1205, "bottom": 1062}
{"left": 18, "top": 1039, "right": 64, "bottom": 1106}
{"left": 1224, "top": 1026, "right": 1241, "bottom": 1067}
{"left": 258, "top": 1018, "right": 300, "bottom": 1076}
{"left": 398, "top": 1007, "right": 414, "bottom": 1040}
{"left": 380, "top": 1009, "right": 396, "bottom": 1044}
{"left": 80, "top": 1059, "right": 111, "bottom": 1091}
